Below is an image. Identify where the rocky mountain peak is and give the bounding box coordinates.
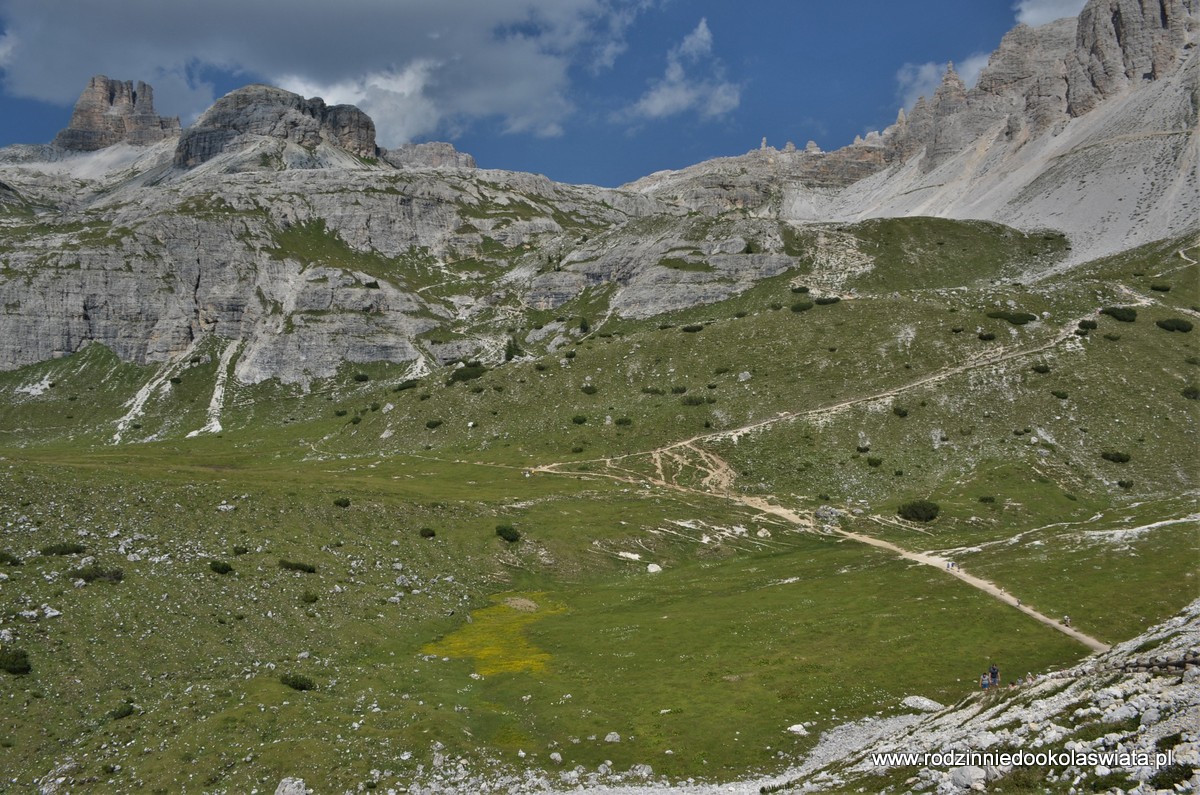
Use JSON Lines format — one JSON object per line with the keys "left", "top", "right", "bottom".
{"left": 53, "top": 75, "right": 181, "bottom": 151}
{"left": 173, "top": 84, "right": 378, "bottom": 169}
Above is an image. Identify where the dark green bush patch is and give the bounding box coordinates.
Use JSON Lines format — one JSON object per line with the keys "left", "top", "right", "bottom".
{"left": 353, "top": 373, "right": 370, "bottom": 382}
{"left": 496, "top": 524, "right": 521, "bottom": 543}
{"left": 898, "top": 500, "right": 940, "bottom": 522}
{"left": 671, "top": 385, "right": 688, "bottom": 394}
{"left": 790, "top": 285, "right": 809, "bottom": 294}
{"left": 332, "top": 497, "right": 350, "bottom": 508}
{"left": 615, "top": 417, "right": 632, "bottom": 426}
{"left": 0, "top": 648, "right": 31, "bottom": 675}
{"left": 1100, "top": 306, "right": 1137, "bottom": 322}
{"left": 866, "top": 456, "right": 883, "bottom": 467}
{"left": 1031, "top": 363, "right": 1051, "bottom": 374}
{"left": 1101, "top": 451, "right": 1131, "bottom": 464}
{"left": 1117, "top": 480, "right": 1134, "bottom": 489}
{"left": 641, "top": 387, "right": 665, "bottom": 395}
{"left": 892, "top": 405, "right": 909, "bottom": 418}
{"left": 571, "top": 415, "right": 587, "bottom": 424}
{"left": 1078, "top": 319, "right": 1098, "bottom": 330}
{"left": 1183, "top": 386, "right": 1200, "bottom": 400}
{"left": 681, "top": 324, "right": 704, "bottom": 333}
{"left": 209, "top": 560, "right": 233, "bottom": 575}
{"left": 1156, "top": 318, "right": 1193, "bottom": 333}
{"left": 281, "top": 673, "right": 315, "bottom": 691}
{"left": 0, "top": 550, "right": 21, "bottom": 566}
{"left": 790, "top": 301, "right": 814, "bottom": 313}
{"left": 1149, "top": 283, "right": 1171, "bottom": 292}
{"left": 1051, "top": 390, "right": 1068, "bottom": 400}
{"left": 419, "top": 527, "right": 436, "bottom": 539}
{"left": 41, "top": 542, "right": 86, "bottom": 556}
{"left": 986, "top": 310, "right": 1037, "bottom": 325}
{"left": 681, "top": 395, "right": 706, "bottom": 406}
{"left": 978, "top": 332, "right": 996, "bottom": 341}
{"left": 580, "top": 384, "right": 598, "bottom": 395}
{"left": 814, "top": 296, "right": 841, "bottom": 305}
{"left": 107, "top": 702, "right": 135, "bottom": 721}
{"left": 1103, "top": 333, "right": 1121, "bottom": 341}
{"left": 393, "top": 378, "right": 419, "bottom": 392}
{"left": 279, "top": 560, "right": 317, "bottom": 574}
{"left": 425, "top": 419, "right": 443, "bottom": 429}
{"left": 69, "top": 564, "right": 124, "bottom": 583}
{"left": 978, "top": 496, "right": 996, "bottom": 504}
{"left": 301, "top": 591, "right": 319, "bottom": 604}
{"left": 447, "top": 363, "right": 488, "bottom": 383}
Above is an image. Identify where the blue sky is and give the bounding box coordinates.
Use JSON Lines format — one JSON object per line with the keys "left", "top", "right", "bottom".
{"left": 0, "top": 0, "right": 1086, "bottom": 187}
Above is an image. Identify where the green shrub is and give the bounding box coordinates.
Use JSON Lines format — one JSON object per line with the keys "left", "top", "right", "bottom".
{"left": 571, "top": 446, "right": 584, "bottom": 453}
{"left": 951, "top": 326, "right": 963, "bottom": 333}
{"left": 769, "top": 302, "right": 783, "bottom": 310}
{"left": 209, "top": 560, "right": 233, "bottom": 575}
{"left": 334, "top": 409, "right": 348, "bottom": 417}
{"left": 107, "top": 702, "right": 135, "bottom": 721}
{"left": 350, "top": 415, "right": 362, "bottom": 424}
{"left": 580, "top": 384, "right": 598, "bottom": 395}
{"left": 615, "top": 417, "right": 632, "bottom": 426}
{"left": 564, "top": 350, "right": 577, "bottom": 359}
{"left": 232, "top": 545, "right": 249, "bottom": 556}
{"left": 169, "top": 376, "right": 182, "bottom": 385}
{"left": 1100, "top": 306, "right": 1137, "bottom": 322}
{"left": 671, "top": 385, "right": 688, "bottom": 394}
{"left": 1074, "top": 328, "right": 1089, "bottom": 337}
{"left": 1156, "top": 318, "right": 1193, "bottom": 332}
{"left": 504, "top": 337, "right": 522, "bottom": 361}
{"left": 978, "top": 332, "right": 996, "bottom": 341}
{"left": 301, "top": 590, "right": 319, "bottom": 604}
{"left": 1101, "top": 451, "right": 1130, "bottom": 463}
{"left": 364, "top": 280, "right": 380, "bottom": 289}
{"left": 1156, "top": 732, "right": 1182, "bottom": 753}
{"left": 41, "top": 542, "right": 85, "bottom": 556}
{"left": 986, "top": 310, "right": 1037, "bottom": 325}
{"left": 353, "top": 373, "right": 370, "bottom": 382}
{"left": 641, "top": 386, "right": 664, "bottom": 395}
{"left": 447, "top": 364, "right": 488, "bottom": 383}
{"left": 419, "top": 527, "right": 436, "bottom": 539}
{"left": 579, "top": 317, "right": 590, "bottom": 333}
{"left": 866, "top": 456, "right": 883, "bottom": 467}
{"left": 0, "top": 550, "right": 21, "bottom": 566}
{"left": 790, "top": 300, "right": 814, "bottom": 312}
{"left": 1117, "top": 480, "right": 1134, "bottom": 489}
{"left": 681, "top": 324, "right": 704, "bottom": 333}
{"left": 279, "top": 560, "right": 317, "bottom": 574}
{"left": 1031, "top": 363, "right": 1051, "bottom": 374}
{"left": 790, "top": 286, "right": 809, "bottom": 294}
{"left": 856, "top": 445, "right": 870, "bottom": 453}
{"left": 1103, "top": 333, "right": 1121, "bottom": 341}
{"left": 280, "top": 673, "right": 315, "bottom": 692}
{"left": 495, "top": 524, "right": 521, "bottom": 543}
{"left": 534, "top": 363, "right": 547, "bottom": 372}
{"left": 332, "top": 497, "right": 350, "bottom": 508}
{"left": 69, "top": 564, "right": 124, "bottom": 583}
{"left": 0, "top": 648, "right": 31, "bottom": 675}
{"left": 369, "top": 402, "right": 380, "bottom": 411}
{"left": 1149, "top": 283, "right": 1171, "bottom": 292}
{"left": 681, "top": 395, "right": 706, "bottom": 406}
{"left": 1078, "top": 319, "right": 1097, "bottom": 330}
{"left": 978, "top": 496, "right": 996, "bottom": 504}
{"left": 1051, "top": 390, "right": 1068, "bottom": 399}
{"left": 814, "top": 296, "right": 841, "bottom": 305}
{"left": 1148, "top": 764, "right": 1192, "bottom": 790}
{"left": 425, "top": 419, "right": 443, "bottom": 429}
{"left": 1183, "top": 386, "right": 1200, "bottom": 400}
{"left": 898, "top": 500, "right": 940, "bottom": 522}
{"left": 571, "top": 415, "right": 587, "bottom": 424}
{"left": 892, "top": 405, "right": 909, "bottom": 418}
{"left": 393, "top": 378, "right": 419, "bottom": 392}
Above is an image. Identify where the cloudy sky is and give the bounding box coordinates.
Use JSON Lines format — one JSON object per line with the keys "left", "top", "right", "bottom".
{"left": 0, "top": 0, "right": 1086, "bottom": 186}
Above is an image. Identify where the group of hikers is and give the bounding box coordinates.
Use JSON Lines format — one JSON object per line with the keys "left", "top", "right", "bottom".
{"left": 979, "top": 663, "right": 1036, "bottom": 692}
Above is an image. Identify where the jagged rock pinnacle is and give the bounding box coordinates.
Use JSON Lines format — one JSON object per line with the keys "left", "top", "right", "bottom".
{"left": 53, "top": 75, "right": 180, "bottom": 151}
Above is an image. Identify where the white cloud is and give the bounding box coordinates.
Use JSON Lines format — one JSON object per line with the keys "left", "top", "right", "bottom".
{"left": 622, "top": 17, "right": 740, "bottom": 122}
{"left": 895, "top": 51, "right": 990, "bottom": 110}
{"left": 1013, "top": 0, "right": 1088, "bottom": 26}
{"left": 0, "top": 0, "right": 648, "bottom": 146}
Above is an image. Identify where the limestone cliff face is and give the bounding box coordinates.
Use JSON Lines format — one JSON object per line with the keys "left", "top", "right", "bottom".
{"left": 174, "top": 85, "right": 378, "bottom": 168}
{"left": 53, "top": 75, "right": 181, "bottom": 151}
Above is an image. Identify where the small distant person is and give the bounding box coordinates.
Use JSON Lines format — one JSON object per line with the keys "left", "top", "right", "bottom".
{"left": 1025, "top": 672, "right": 1035, "bottom": 686}
{"left": 980, "top": 673, "right": 989, "bottom": 691}
{"left": 989, "top": 663, "right": 999, "bottom": 687}
{"left": 1063, "top": 615, "right": 1071, "bottom": 627}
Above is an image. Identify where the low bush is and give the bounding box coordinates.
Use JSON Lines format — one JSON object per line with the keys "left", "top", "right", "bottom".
{"left": 790, "top": 300, "right": 814, "bottom": 313}
{"left": 1183, "top": 386, "right": 1200, "bottom": 400}
{"left": 571, "top": 415, "right": 587, "bottom": 424}
{"left": 1101, "top": 451, "right": 1131, "bottom": 463}
{"left": 334, "top": 409, "right": 348, "bottom": 417}
{"left": 1149, "top": 283, "right": 1171, "bottom": 293}
{"left": 301, "top": 591, "right": 319, "bottom": 604}
{"left": 1148, "top": 764, "right": 1192, "bottom": 790}
{"left": 232, "top": 545, "right": 249, "bottom": 556}
{"left": 496, "top": 524, "right": 521, "bottom": 543}
{"left": 1078, "top": 319, "right": 1098, "bottom": 330}
{"left": 209, "top": 560, "right": 233, "bottom": 575}
{"left": 1117, "top": 480, "right": 1134, "bottom": 489}
{"left": 419, "top": 527, "right": 436, "bottom": 539}
{"left": 769, "top": 302, "right": 783, "bottom": 310}
{"left": 447, "top": 363, "right": 488, "bottom": 383}
{"left": 353, "top": 373, "right": 370, "bottom": 382}
{"left": 69, "top": 564, "right": 124, "bottom": 583}
{"left": 564, "top": 351, "right": 577, "bottom": 359}
{"left": 425, "top": 419, "right": 443, "bottom": 429}
{"left": 350, "top": 415, "right": 362, "bottom": 424}
{"left": 892, "top": 405, "right": 909, "bottom": 418}
{"left": 1100, "top": 306, "right": 1137, "bottom": 322}
{"left": 814, "top": 296, "right": 841, "bottom": 305}
{"left": 393, "top": 379, "right": 419, "bottom": 392}
{"left": 169, "top": 376, "right": 182, "bottom": 385}
{"left": 1051, "top": 390, "right": 1068, "bottom": 399}
{"left": 280, "top": 673, "right": 315, "bottom": 691}
{"left": 1031, "top": 363, "right": 1051, "bottom": 374}
{"left": 0, "top": 648, "right": 31, "bottom": 675}
{"left": 985, "top": 310, "right": 1037, "bottom": 325}
{"left": 279, "top": 560, "right": 317, "bottom": 574}
{"left": 107, "top": 702, "right": 135, "bottom": 721}
{"left": 681, "top": 395, "right": 706, "bottom": 406}
{"left": 1103, "top": 333, "right": 1121, "bottom": 341}
{"left": 332, "top": 497, "right": 350, "bottom": 508}
{"left": 1156, "top": 318, "right": 1193, "bottom": 332}
{"left": 641, "top": 386, "right": 665, "bottom": 395}
{"left": 671, "top": 385, "right": 688, "bottom": 394}
{"left": 856, "top": 445, "right": 871, "bottom": 453}
{"left": 0, "top": 550, "right": 21, "bottom": 566}
{"left": 978, "top": 496, "right": 996, "bottom": 504}
{"left": 978, "top": 332, "right": 996, "bottom": 341}
{"left": 790, "top": 285, "right": 809, "bottom": 294}
{"left": 681, "top": 324, "right": 704, "bottom": 333}
{"left": 580, "top": 384, "right": 598, "bottom": 395}
{"left": 866, "top": 456, "right": 883, "bottom": 467}
{"left": 898, "top": 500, "right": 940, "bottom": 522}
{"left": 615, "top": 417, "right": 632, "bottom": 426}
{"left": 42, "top": 542, "right": 85, "bottom": 556}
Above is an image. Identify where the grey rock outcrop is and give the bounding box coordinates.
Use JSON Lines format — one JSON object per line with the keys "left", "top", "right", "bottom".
{"left": 53, "top": 75, "right": 180, "bottom": 151}
{"left": 174, "top": 85, "right": 377, "bottom": 168}
{"left": 383, "top": 142, "right": 476, "bottom": 170}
